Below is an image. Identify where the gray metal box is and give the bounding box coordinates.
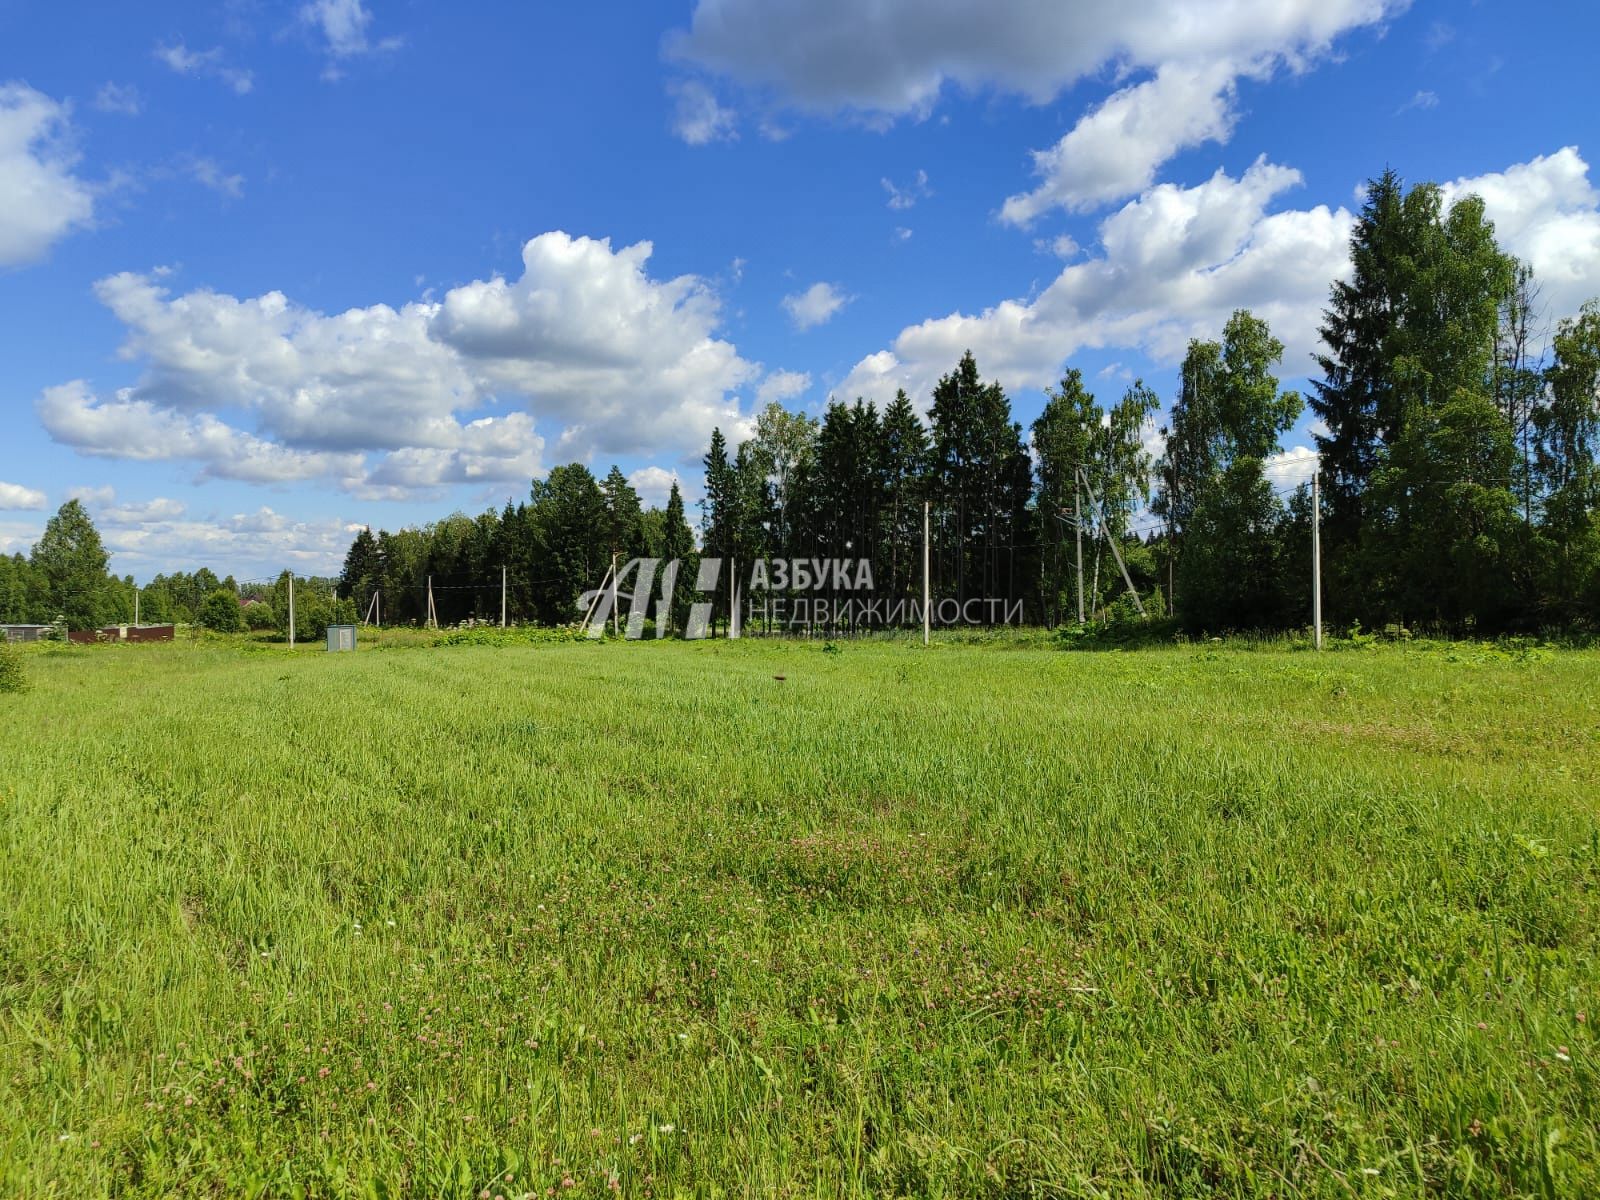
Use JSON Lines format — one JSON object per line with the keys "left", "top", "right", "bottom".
{"left": 326, "top": 625, "right": 357, "bottom": 652}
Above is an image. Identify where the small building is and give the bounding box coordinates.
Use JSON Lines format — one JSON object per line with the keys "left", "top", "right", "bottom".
{"left": 327, "top": 625, "right": 357, "bottom": 652}
{"left": 65, "top": 625, "right": 176, "bottom": 644}
{"left": 0, "top": 624, "right": 49, "bottom": 643}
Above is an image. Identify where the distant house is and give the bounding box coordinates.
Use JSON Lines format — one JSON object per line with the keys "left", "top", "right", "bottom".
{"left": 0, "top": 624, "right": 50, "bottom": 643}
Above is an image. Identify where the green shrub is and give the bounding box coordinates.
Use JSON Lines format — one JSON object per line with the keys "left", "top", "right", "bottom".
{"left": 198, "top": 589, "right": 245, "bottom": 633}
{"left": 0, "top": 642, "right": 27, "bottom": 693}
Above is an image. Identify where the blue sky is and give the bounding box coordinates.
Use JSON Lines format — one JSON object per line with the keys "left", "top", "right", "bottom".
{"left": 3, "top": 0, "right": 1599, "bottom": 581}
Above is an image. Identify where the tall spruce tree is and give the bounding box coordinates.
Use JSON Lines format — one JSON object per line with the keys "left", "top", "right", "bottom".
{"left": 880, "top": 389, "right": 929, "bottom": 607}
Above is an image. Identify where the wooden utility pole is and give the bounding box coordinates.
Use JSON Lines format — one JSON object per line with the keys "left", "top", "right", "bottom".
{"left": 922, "top": 500, "right": 931, "bottom": 647}
{"left": 1312, "top": 468, "right": 1324, "bottom": 651}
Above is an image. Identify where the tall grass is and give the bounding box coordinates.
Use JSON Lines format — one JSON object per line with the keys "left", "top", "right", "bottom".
{"left": 1, "top": 637, "right": 1596, "bottom": 1196}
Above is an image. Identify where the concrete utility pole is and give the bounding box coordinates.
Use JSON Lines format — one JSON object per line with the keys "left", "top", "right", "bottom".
{"left": 1074, "top": 486, "right": 1084, "bottom": 624}
{"left": 426, "top": 575, "right": 437, "bottom": 630}
{"left": 288, "top": 574, "right": 295, "bottom": 648}
{"left": 611, "top": 552, "right": 620, "bottom": 637}
{"left": 501, "top": 565, "right": 507, "bottom": 629}
{"left": 1078, "top": 467, "right": 1145, "bottom": 618}
{"left": 1312, "top": 468, "right": 1324, "bottom": 651}
{"left": 922, "top": 500, "right": 931, "bottom": 646}
{"left": 134, "top": 587, "right": 140, "bottom": 627}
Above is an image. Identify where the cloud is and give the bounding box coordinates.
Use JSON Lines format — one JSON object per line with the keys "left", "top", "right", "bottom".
{"left": 782, "top": 281, "right": 851, "bottom": 330}
{"left": 1001, "top": 59, "right": 1243, "bottom": 222}
{"left": 99, "top": 497, "right": 186, "bottom": 525}
{"left": 93, "top": 82, "right": 143, "bottom": 116}
{"left": 0, "top": 481, "right": 47, "bottom": 510}
{"left": 841, "top": 146, "right": 1600, "bottom": 412}
{"left": 67, "top": 484, "right": 116, "bottom": 506}
{"left": 756, "top": 369, "right": 811, "bottom": 406}
{"left": 154, "top": 42, "right": 254, "bottom": 94}
{"left": 672, "top": 0, "right": 1398, "bottom": 214}
{"left": 299, "top": 0, "right": 402, "bottom": 74}
{"left": 38, "top": 381, "right": 366, "bottom": 484}
{"left": 669, "top": 79, "right": 738, "bottom": 144}
{"left": 0, "top": 83, "right": 95, "bottom": 267}
{"left": 98, "top": 505, "right": 359, "bottom": 577}
{"left": 430, "top": 232, "right": 756, "bottom": 457}
{"left": 668, "top": 0, "right": 1399, "bottom": 118}
{"left": 628, "top": 465, "right": 684, "bottom": 509}
{"left": 1036, "top": 234, "right": 1081, "bottom": 259}
{"left": 356, "top": 414, "right": 544, "bottom": 499}
{"left": 42, "top": 232, "right": 757, "bottom": 496}
{"left": 842, "top": 158, "right": 1355, "bottom": 403}
{"left": 183, "top": 156, "right": 245, "bottom": 198}
{"left": 1264, "top": 444, "right": 1318, "bottom": 490}
{"left": 882, "top": 169, "right": 930, "bottom": 211}
{"left": 1399, "top": 89, "right": 1439, "bottom": 113}
{"left": 1442, "top": 147, "right": 1600, "bottom": 323}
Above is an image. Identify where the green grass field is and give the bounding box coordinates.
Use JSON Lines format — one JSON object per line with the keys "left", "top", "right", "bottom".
{"left": 1, "top": 635, "right": 1597, "bottom": 1197}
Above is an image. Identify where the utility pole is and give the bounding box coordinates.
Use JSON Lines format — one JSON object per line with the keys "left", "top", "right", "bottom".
{"left": 134, "top": 587, "right": 140, "bottom": 627}
{"left": 727, "top": 557, "right": 739, "bottom": 639}
{"left": 922, "top": 500, "right": 931, "bottom": 647}
{"left": 1079, "top": 468, "right": 1146, "bottom": 618}
{"left": 610, "top": 553, "right": 620, "bottom": 637}
{"left": 288, "top": 574, "right": 295, "bottom": 648}
{"left": 1312, "top": 468, "right": 1323, "bottom": 651}
{"left": 501, "top": 565, "right": 507, "bottom": 629}
{"left": 1074, "top": 485, "right": 1084, "bottom": 625}
{"left": 426, "top": 575, "right": 437, "bottom": 630}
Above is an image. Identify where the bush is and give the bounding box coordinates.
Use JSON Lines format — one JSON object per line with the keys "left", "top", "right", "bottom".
{"left": 243, "top": 601, "right": 278, "bottom": 631}
{"left": 199, "top": 589, "right": 246, "bottom": 633}
{"left": 0, "top": 642, "right": 27, "bottom": 693}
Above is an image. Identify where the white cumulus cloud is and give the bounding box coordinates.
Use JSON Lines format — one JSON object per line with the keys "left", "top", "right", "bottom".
{"left": 843, "top": 158, "right": 1355, "bottom": 402}
{"left": 1001, "top": 59, "right": 1244, "bottom": 222}
{"left": 756, "top": 369, "right": 811, "bottom": 405}
{"left": 40, "top": 232, "right": 757, "bottom": 496}
{"left": 0, "top": 481, "right": 48, "bottom": 510}
{"left": 1443, "top": 147, "right": 1600, "bottom": 324}
{"left": 0, "top": 83, "right": 95, "bottom": 267}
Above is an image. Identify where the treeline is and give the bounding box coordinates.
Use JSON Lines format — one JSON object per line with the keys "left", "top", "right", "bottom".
{"left": 1, "top": 501, "right": 144, "bottom": 629}
{"left": 345, "top": 161, "right": 1600, "bottom": 636}
{"left": 337, "top": 467, "right": 697, "bottom": 627}
{"left": 12, "top": 166, "right": 1599, "bottom": 639}
{"left": 0, "top": 498, "right": 353, "bottom": 638}
{"left": 687, "top": 167, "right": 1600, "bottom": 635}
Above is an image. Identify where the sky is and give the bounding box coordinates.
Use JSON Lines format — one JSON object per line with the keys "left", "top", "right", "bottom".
{"left": 2, "top": 0, "right": 1599, "bottom": 583}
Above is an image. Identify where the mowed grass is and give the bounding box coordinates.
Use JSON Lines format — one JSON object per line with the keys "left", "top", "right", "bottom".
{"left": 1, "top": 636, "right": 1597, "bottom": 1198}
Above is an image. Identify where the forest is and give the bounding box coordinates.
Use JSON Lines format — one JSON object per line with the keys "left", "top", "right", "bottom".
{"left": 5, "top": 168, "right": 1598, "bottom": 637}
{"left": 338, "top": 170, "right": 1600, "bottom": 636}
